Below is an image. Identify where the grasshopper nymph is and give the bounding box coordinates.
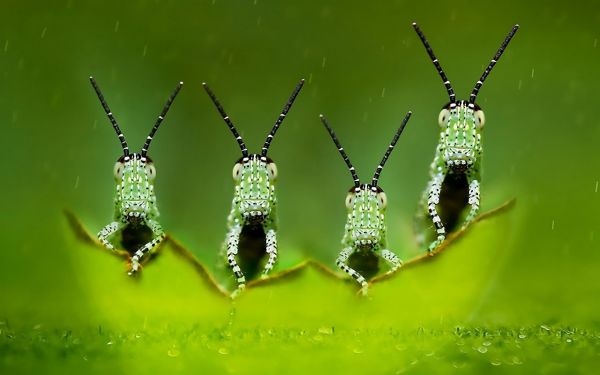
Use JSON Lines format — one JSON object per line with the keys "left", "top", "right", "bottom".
{"left": 412, "top": 23, "right": 519, "bottom": 252}
{"left": 320, "top": 111, "right": 412, "bottom": 295}
{"left": 203, "top": 79, "right": 304, "bottom": 294}
{"left": 90, "top": 77, "right": 183, "bottom": 275}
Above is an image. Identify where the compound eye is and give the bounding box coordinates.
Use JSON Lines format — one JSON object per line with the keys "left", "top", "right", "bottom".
{"left": 345, "top": 192, "right": 355, "bottom": 209}
{"left": 232, "top": 163, "right": 243, "bottom": 181}
{"left": 474, "top": 109, "right": 485, "bottom": 128}
{"left": 266, "top": 162, "right": 278, "bottom": 180}
{"left": 377, "top": 191, "right": 388, "bottom": 209}
{"left": 438, "top": 108, "right": 450, "bottom": 127}
{"left": 113, "top": 161, "right": 125, "bottom": 179}
{"left": 145, "top": 163, "right": 156, "bottom": 180}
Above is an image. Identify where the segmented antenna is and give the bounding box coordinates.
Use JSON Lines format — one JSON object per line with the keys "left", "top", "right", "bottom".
{"left": 141, "top": 81, "right": 184, "bottom": 157}
{"left": 469, "top": 24, "right": 519, "bottom": 104}
{"left": 320, "top": 115, "right": 360, "bottom": 188}
{"left": 412, "top": 22, "right": 456, "bottom": 103}
{"left": 202, "top": 83, "right": 249, "bottom": 157}
{"left": 261, "top": 79, "right": 305, "bottom": 157}
{"left": 371, "top": 111, "right": 412, "bottom": 186}
{"left": 89, "top": 76, "right": 130, "bottom": 156}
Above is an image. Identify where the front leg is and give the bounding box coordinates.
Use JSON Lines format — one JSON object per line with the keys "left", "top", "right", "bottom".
{"left": 427, "top": 173, "right": 446, "bottom": 253}
{"left": 224, "top": 224, "right": 245, "bottom": 293}
{"left": 262, "top": 225, "right": 278, "bottom": 278}
{"left": 129, "top": 219, "right": 165, "bottom": 275}
{"left": 463, "top": 178, "right": 480, "bottom": 228}
{"left": 336, "top": 247, "right": 369, "bottom": 295}
{"left": 380, "top": 249, "right": 402, "bottom": 274}
{"left": 97, "top": 221, "right": 121, "bottom": 251}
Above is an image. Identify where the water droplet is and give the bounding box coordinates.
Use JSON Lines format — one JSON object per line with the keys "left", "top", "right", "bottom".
{"left": 477, "top": 346, "right": 488, "bottom": 354}
{"left": 352, "top": 347, "right": 364, "bottom": 354}
{"left": 168, "top": 348, "right": 180, "bottom": 357}
{"left": 318, "top": 327, "right": 333, "bottom": 335}
{"left": 518, "top": 334, "right": 527, "bottom": 339}
{"left": 490, "top": 360, "right": 502, "bottom": 366}
{"left": 218, "top": 347, "right": 229, "bottom": 355}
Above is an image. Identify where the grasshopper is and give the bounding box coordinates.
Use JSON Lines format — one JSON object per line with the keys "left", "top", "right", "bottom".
{"left": 91, "top": 77, "right": 183, "bottom": 275}
{"left": 320, "top": 111, "right": 412, "bottom": 295}
{"left": 203, "top": 80, "right": 304, "bottom": 294}
{"left": 412, "top": 23, "right": 519, "bottom": 252}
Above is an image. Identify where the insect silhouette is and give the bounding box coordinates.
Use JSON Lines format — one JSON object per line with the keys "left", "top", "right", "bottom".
{"left": 90, "top": 77, "right": 183, "bottom": 275}
{"left": 320, "top": 111, "right": 412, "bottom": 295}
{"left": 203, "top": 79, "right": 304, "bottom": 295}
{"left": 412, "top": 22, "right": 519, "bottom": 252}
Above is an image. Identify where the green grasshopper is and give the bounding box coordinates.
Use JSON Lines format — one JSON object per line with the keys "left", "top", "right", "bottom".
{"left": 320, "top": 111, "right": 412, "bottom": 295}
{"left": 412, "top": 23, "right": 519, "bottom": 252}
{"left": 203, "top": 79, "right": 304, "bottom": 294}
{"left": 90, "top": 77, "right": 183, "bottom": 275}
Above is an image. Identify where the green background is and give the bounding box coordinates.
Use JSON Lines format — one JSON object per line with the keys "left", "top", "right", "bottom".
{"left": 0, "top": 0, "right": 598, "bottom": 373}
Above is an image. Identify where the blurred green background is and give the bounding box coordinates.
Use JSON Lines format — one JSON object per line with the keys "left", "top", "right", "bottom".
{"left": 0, "top": 0, "right": 599, "bottom": 373}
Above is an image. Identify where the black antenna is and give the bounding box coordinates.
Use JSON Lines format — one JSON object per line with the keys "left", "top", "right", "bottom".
{"left": 320, "top": 115, "right": 360, "bottom": 188}
{"left": 141, "top": 81, "right": 184, "bottom": 158}
{"left": 261, "top": 79, "right": 305, "bottom": 157}
{"left": 89, "top": 76, "right": 130, "bottom": 156}
{"left": 371, "top": 111, "right": 412, "bottom": 186}
{"left": 469, "top": 24, "right": 519, "bottom": 104}
{"left": 412, "top": 22, "right": 456, "bottom": 103}
{"left": 202, "top": 83, "right": 249, "bottom": 157}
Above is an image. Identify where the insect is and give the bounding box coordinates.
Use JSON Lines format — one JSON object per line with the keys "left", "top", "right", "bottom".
{"left": 320, "top": 111, "right": 412, "bottom": 295}
{"left": 412, "top": 23, "right": 519, "bottom": 252}
{"left": 90, "top": 77, "right": 183, "bottom": 275}
{"left": 202, "top": 79, "right": 304, "bottom": 294}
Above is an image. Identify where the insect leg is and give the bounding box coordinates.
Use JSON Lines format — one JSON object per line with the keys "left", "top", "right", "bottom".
{"left": 97, "top": 221, "right": 121, "bottom": 251}
{"left": 128, "top": 219, "right": 165, "bottom": 275}
{"left": 463, "top": 178, "right": 481, "bottom": 228}
{"left": 225, "top": 224, "right": 246, "bottom": 291}
{"left": 262, "top": 226, "right": 278, "bottom": 278}
{"left": 380, "top": 249, "right": 403, "bottom": 274}
{"left": 337, "top": 247, "right": 369, "bottom": 293}
{"left": 427, "top": 173, "right": 446, "bottom": 252}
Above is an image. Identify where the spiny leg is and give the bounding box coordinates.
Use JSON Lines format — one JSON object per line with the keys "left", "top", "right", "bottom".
{"left": 225, "top": 224, "right": 246, "bottom": 293}
{"left": 463, "top": 178, "right": 481, "bottom": 228}
{"left": 262, "top": 226, "right": 278, "bottom": 278}
{"left": 427, "top": 173, "right": 446, "bottom": 253}
{"left": 97, "top": 221, "right": 121, "bottom": 251}
{"left": 129, "top": 219, "right": 165, "bottom": 275}
{"left": 380, "top": 249, "right": 403, "bottom": 274}
{"left": 337, "top": 247, "right": 369, "bottom": 294}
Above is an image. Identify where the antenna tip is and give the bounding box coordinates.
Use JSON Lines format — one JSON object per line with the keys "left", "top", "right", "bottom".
{"left": 202, "top": 82, "right": 207, "bottom": 86}
{"left": 514, "top": 24, "right": 520, "bottom": 29}
{"left": 300, "top": 78, "right": 305, "bottom": 82}
{"left": 408, "top": 110, "right": 413, "bottom": 115}
{"left": 319, "top": 114, "right": 324, "bottom": 118}
{"left": 412, "top": 22, "right": 418, "bottom": 27}
{"left": 179, "top": 81, "right": 184, "bottom": 85}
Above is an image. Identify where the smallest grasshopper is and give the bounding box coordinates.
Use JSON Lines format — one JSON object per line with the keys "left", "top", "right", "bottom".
{"left": 90, "top": 77, "right": 183, "bottom": 275}
{"left": 320, "top": 111, "right": 412, "bottom": 295}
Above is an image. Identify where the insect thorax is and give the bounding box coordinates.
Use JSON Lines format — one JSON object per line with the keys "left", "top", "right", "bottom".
{"left": 114, "top": 153, "right": 159, "bottom": 225}
{"left": 230, "top": 154, "right": 278, "bottom": 226}
{"left": 436, "top": 101, "right": 484, "bottom": 174}
{"left": 343, "top": 184, "right": 387, "bottom": 250}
